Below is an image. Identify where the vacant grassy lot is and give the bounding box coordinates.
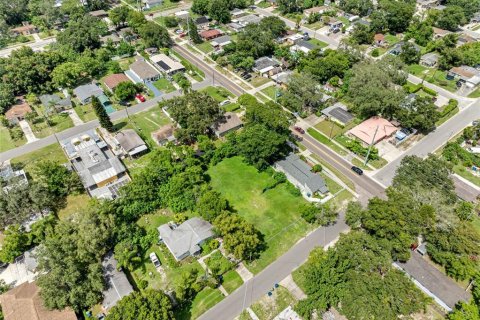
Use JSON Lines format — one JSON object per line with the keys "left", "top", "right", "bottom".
{"left": 222, "top": 270, "right": 244, "bottom": 294}
{"left": 175, "top": 287, "right": 225, "bottom": 320}
{"left": 11, "top": 143, "right": 67, "bottom": 176}
{"left": 208, "top": 157, "right": 312, "bottom": 274}
{"left": 250, "top": 76, "right": 272, "bottom": 88}
{"left": 407, "top": 64, "right": 457, "bottom": 92}
{"left": 116, "top": 109, "right": 170, "bottom": 147}
{"left": 74, "top": 103, "right": 97, "bottom": 122}
{"left": 453, "top": 165, "right": 480, "bottom": 187}
{"left": 154, "top": 78, "right": 176, "bottom": 93}
{"left": 260, "top": 85, "right": 277, "bottom": 100}
{"left": 314, "top": 119, "right": 344, "bottom": 138}
{"left": 57, "top": 193, "right": 91, "bottom": 220}
{"left": 307, "top": 128, "right": 348, "bottom": 156}
{"left": 196, "top": 41, "right": 214, "bottom": 54}
{"left": 308, "top": 38, "right": 328, "bottom": 48}
{"left": 0, "top": 125, "right": 26, "bottom": 152}
{"left": 201, "top": 86, "right": 234, "bottom": 102}
{"left": 30, "top": 113, "right": 74, "bottom": 138}
{"left": 250, "top": 286, "right": 297, "bottom": 320}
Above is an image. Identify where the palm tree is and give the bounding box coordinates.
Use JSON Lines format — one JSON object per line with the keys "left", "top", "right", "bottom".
{"left": 114, "top": 242, "right": 142, "bottom": 271}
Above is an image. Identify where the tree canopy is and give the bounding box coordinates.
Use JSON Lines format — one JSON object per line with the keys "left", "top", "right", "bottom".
{"left": 106, "top": 290, "right": 175, "bottom": 320}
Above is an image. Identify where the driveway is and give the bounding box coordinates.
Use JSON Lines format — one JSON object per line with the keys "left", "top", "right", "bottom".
{"left": 18, "top": 120, "right": 38, "bottom": 143}
{"left": 63, "top": 109, "right": 83, "bottom": 126}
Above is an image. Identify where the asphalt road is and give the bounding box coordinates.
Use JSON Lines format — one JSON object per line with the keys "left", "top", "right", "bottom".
{"left": 254, "top": 7, "right": 340, "bottom": 48}
{"left": 300, "top": 133, "right": 386, "bottom": 200}
{"left": 373, "top": 98, "right": 480, "bottom": 187}
{"left": 0, "top": 37, "right": 56, "bottom": 58}
{"left": 199, "top": 212, "right": 350, "bottom": 320}
{"left": 172, "top": 44, "right": 245, "bottom": 96}
{"left": 0, "top": 80, "right": 210, "bottom": 162}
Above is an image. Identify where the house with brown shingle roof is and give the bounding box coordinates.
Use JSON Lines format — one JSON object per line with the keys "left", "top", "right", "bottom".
{"left": 0, "top": 281, "right": 77, "bottom": 320}
{"left": 5, "top": 97, "right": 32, "bottom": 125}
{"left": 374, "top": 33, "right": 385, "bottom": 47}
{"left": 432, "top": 27, "right": 451, "bottom": 39}
{"left": 103, "top": 73, "right": 131, "bottom": 93}
{"left": 10, "top": 24, "right": 37, "bottom": 36}
{"left": 200, "top": 29, "right": 222, "bottom": 41}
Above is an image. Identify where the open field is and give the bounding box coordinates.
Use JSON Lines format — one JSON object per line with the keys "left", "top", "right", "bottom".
{"left": 0, "top": 125, "right": 26, "bottom": 152}
{"left": 11, "top": 143, "right": 67, "bottom": 176}
{"left": 250, "top": 286, "right": 297, "bottom": 320}
{"left": 208, "top": 157, "right": 312, "bottom": 274}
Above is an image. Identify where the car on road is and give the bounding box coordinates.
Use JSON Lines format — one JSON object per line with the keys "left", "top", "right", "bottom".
{"left": 294, "top": 126, "right": 305, "bottom": 134}
{"left": 149, "top": 252, "right": 161, "bottom": 269}
{"left": 135, "top": 93, "right": 146, "bottom": 103}
{"left": 351, "top": 166, "right": 363, "bottom": 175}
{"left": 219, "top": 100, "right": 231, "bottom": 106}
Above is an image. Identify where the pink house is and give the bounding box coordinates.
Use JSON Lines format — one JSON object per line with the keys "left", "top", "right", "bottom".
{"left": 348, "top": 117, "right": 397, "bottom": 145}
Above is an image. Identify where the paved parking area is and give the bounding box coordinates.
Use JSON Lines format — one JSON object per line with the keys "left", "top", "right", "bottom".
{"left": 376, "top": 140, "right": 402, "bottom": 162}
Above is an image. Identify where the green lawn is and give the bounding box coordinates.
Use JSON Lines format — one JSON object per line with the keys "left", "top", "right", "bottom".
{"left": 196, "top": 41, "right": 214, "bottom": 54}
{"left": 384, "top": 34, "right": 401, "bottom": 46}
{"left": 115, "top": 108, "right": 170, "bottom": 147}
{"left": 11, "top": 143, "right": 67, "bottom": 176}
{"left": 124, "top": 0, "right": 180, "bottom": 13}
{"left": 453, "top": 165, "right": 480, "bottom": 187}
{"left": 0, "top": 125, "right": 26, "bottom": 152}
{"left": 337, "top": 16, "right": 351, "bottom": 27}
{"left": 407, "top": 65, "right": 458, "bottom": 92}
{"left": 57, "top": 193, "right": 91, "bottom": 220}
{"left": 74, "top": 103, "right": 97, "bottom": 122}
{"left": 250, "top": 76, "right": 272, "bottom": 88}
{"left": 153, "top": 78, "right": 176, "bottom": 93}
{"left": 468, "top": 88, "right": 480, "bottom": 98}
{"left": 260, "top": 85, "right": 278, "bottom": 100}
{"left": 436, "top": 106, "right": 459, "bottom": 126}
{"left": 314, "top": 120, "right": 344, "bottom": 138}
{"left": 310, "top": 154, "right": 355, "bottom": 191}
{"left": 308, "top": 38, "right": 328, "bottom": 48}
{"left": 321, "top": 173, "right": 342, "bottom": 195}
{"left": 189, "top": 287, "right": 225, "bottom": 319}
{"left": 329, "top": 189, "right": 355, "bottom": 209}
{"left": 201, "top": 86, "right": 234, "bottom": 102}
{"left": 307, "top": 128, "right": 348, "bottom": 156}
{"left": 305, "top": 21, "right": 324, "bottom": 30}
{"left": 171, "top": 51, "right": 205, "bottom": 80}
{"left": 222, "top": 270, "right": 244, "bottom": 294}
{"left": 208, "top": 157, "right": 312, "bottom": 274}
{"left": 30, "top": 113, "right": 74, "bottom": 138}
{"left": 250, "top": 286, "right": 297, "bottom": 320}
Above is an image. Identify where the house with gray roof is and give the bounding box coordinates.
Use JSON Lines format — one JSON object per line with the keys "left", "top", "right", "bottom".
{"left": 211, "top": 35, "right": 232, "bottom": 50}
{"left": 420, "top": 52, "right": 439, "bottom": 68}
{"left": 73, "top": 83, "right": 104, "bottom": 105}
{"left": 212, "top": 112, "right": 243, "bottom": 137}
{"left": 321, "top": 102, "right": 354, "bottom": 125}
{"left": 101, "top": 252, "right": 134, "bottom": 311}
{"left": 0, "top": 163, "right": 28, "bottom": 193}
{"left": 60, "top": 130, "right": 130, "bottom": 199}
{"left": 128, "top": 59, "right": 161, "bottom": 83}
{"left": 253, "top": 57, "right": 280, "bottom": 75}
{"left": 114, "top": 129, "right": 148, "bottom": 157}
{"left": 39, "top": 94, "right": 71, "bottom": 113}
{"left": 290, "top": 39, "right": 315, "bottom": 54}
{"left": 158, "top": 218, "right": 214, "bottom": 261}
{"left": 274, "top": 153, "right": 329, "bottom": 197}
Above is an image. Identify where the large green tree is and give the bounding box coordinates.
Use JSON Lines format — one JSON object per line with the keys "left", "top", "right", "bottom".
{"left": 57, "top": 14, "right": 107, "bottom": 52}
{"left": 214, "top": 212, "right": 264, "bottom": 260}
{"left": 36, "top": 210, "right": 113, "bottom": 312}
{"left": 162, "top": 91, "right": 223, "bottom": 143}
{"left": 436, "top": 6, "right": 466, "bottom": 31}
{"left": 33, "top": 160, "right": 83, "bottom": 198}
{"left": 346, "top": 61, "right": 406, "bottom": 119}
{"left": 92, "top": 95, "right": 114, "bottom": 132}
{"left": 280, "top": 71, "right": 325, "bottom": 114}
{"left": 395, "top": 96, "right": 439, "bottom": 132}
{"left": 106, "top": 290, "right": 175, "bottom": 320}
{"left": 138, "top": 21, "right": 172, "bottom": 49}
{"left": 295, "top": 232, "right": 429, "bottom": 320}
{"left": 208, "top": 0, "right": 231, "bottom": 23}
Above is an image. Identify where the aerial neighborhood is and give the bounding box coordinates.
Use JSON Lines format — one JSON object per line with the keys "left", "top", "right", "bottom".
{"left": 0, "top": 0, "right": 479, "bottom": 319}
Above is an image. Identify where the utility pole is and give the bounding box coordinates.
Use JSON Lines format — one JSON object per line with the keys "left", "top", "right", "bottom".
{"left": 328, "top": 120, "right": 335, "bottom": 140}
{"left": 364, "top": 125, "right": 379, "bottom": 167}
{"left": 187, "top": 15, "right": 191, "bottom": 45}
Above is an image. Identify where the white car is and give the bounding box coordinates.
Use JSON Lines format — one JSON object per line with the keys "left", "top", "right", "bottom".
{"left": 149, "top": 252, "right": 161, "bottom": 269}
{"left": 219, "top": 100, "right": 231, "bottom": 106}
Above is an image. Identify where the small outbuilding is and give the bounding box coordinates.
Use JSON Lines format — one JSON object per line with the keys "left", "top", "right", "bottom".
{"left": 151, "top": 124, "right": 176, "bottom": 146}
{"left": 420, "top": 52, "right": 439, "bottom": 68}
